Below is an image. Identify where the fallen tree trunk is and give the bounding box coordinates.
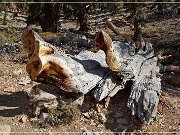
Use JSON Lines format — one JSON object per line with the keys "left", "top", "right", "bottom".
{"left": 21, "top": 27, "right": 161, "bottom": 124}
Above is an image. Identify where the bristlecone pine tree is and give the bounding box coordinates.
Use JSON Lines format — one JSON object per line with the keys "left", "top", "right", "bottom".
{"left": 27, "top": 1, "right": 61, "bottom": 32}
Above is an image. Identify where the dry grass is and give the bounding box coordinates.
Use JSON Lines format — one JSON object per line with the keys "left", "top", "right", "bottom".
{"left": 44, "top": 102, "right": 81, "bottom": 127}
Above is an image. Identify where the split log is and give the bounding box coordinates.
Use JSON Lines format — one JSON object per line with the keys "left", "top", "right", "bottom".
{"left": 21, "top": 28, "right": 161, "bottom": 124}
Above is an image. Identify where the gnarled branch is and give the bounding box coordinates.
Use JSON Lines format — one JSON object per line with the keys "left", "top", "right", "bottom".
{"left": 106, "top": 18, "right": 134, "bottom": 45}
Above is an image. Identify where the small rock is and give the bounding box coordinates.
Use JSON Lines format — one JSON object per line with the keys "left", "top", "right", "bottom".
{"left": 74, "top": 95, "right": 84, "bottom": 106}
{"left": 82, "top": 112, "right": 90, "bottom": 119}
{"left": 81, "top": 35, "right": 87, "bottom": 40}
{"left": 39, "top": 113, "right": 49, "bottom": 123}
{"left": 33, "top": 128, "right": 39, "bottom": 132}
{"left": 25, "top": 85, "right": 57, "bottom": 102}
{"left": 98, "top": 112, "right": 107, "bottom": 124}
{"left": 117, "top": 124, "right": 128, "bottom": 132}
{"left": 18, "top": 76, "right": 31, "bottom": 85}
{"left": 0, "top": 124, "right": 11, "bottom": 135}
{"left": 82, "top": 129, "right": 100, "bottom": 135}
{"left": 19, "top": 115, "right": 28, "bottom": 123}
{"left": 13, "top": 69, "right": 22, "bottom": 76}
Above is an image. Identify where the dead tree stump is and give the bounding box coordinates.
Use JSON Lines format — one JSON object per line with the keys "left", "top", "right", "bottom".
{"left": 21, "top": 24, "right": 161, "bottom": 124}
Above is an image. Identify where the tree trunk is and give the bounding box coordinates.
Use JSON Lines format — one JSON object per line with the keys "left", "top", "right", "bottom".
{"left": 77, "top": 4, "right": 91, "bottom": 32}
{"left": 27, "top": 3, "right": 60, "bottom": 33}
{"left": 39, "top": 4, "right": 60, "bottom": 32}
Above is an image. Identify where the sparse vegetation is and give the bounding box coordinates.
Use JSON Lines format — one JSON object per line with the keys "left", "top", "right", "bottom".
{"left": 44, "top": 103, "right": 81, "bottom": 127}
{"left": 7, "top": 27, "right": 20, "bottom": 43}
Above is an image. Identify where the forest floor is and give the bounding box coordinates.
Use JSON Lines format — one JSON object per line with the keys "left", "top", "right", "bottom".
{"left": 0, "top": 10, "right": 179, "bottom": 134}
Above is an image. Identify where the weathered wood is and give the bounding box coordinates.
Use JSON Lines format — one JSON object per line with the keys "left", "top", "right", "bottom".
{"left": 25, "top": 84, "right": 58, "bottom": 117}
{"left": 21, "top": 28, "right": 161, "bottom": 124}
{"left": 21, "top": 29, "right": 115, "bottom": 95}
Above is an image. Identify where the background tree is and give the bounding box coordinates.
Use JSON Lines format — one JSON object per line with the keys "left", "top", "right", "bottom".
{"left": 62, "top": 0, "right": 124, "bottom": 32}
{"left": 62, "top": 3, "right": 92, "bottom": 32}
{"left": 122, "top": 1, "right": 148, "bottom": 51}
{"left": 27, "top": 1, "right": 92, "bottom": 32}
{"left": 27, "top": 1, "right": 61, "bottom": 32}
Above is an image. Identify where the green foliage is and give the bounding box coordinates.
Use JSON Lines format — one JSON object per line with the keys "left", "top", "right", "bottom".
{"left": 7, "top": 27, "right": 19, "bottom": 43}
{"left": 0, "top": 28, "right": 19, "bottom": 45}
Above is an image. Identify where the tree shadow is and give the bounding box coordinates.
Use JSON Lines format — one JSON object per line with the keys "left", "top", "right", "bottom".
{"left": 80, "top": 80, "right": 143, "bottom": 133}
{"left": 0, "top": 91, "right": 31, "bottom": 117}
{"left": 104, "top": 81, "right": 143, "bottom": 133}
{"left": 147, "top": 14, "right": 180, "bottom": 23}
